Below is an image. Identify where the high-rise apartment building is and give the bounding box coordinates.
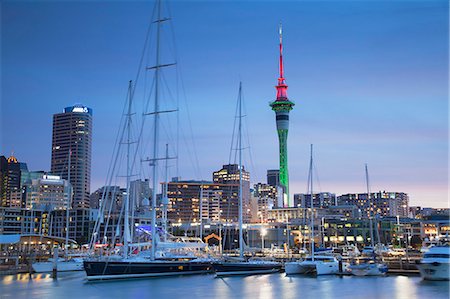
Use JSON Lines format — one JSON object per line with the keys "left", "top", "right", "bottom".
{"left": 51, "top": 104, "right": 93, "bottom": 210}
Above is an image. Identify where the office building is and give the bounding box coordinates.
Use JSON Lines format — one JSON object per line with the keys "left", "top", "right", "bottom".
{"left": 0, "top": 155, "right": 23, "bottom": 208}
{"left": 25, "top": 174, "right": 71, "bottom": 211}
{"left": 51, "top": 104, "right": 93, "bottom": 210}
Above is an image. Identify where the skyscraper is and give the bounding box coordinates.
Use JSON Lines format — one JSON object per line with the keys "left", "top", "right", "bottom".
{"left": 0, "top": 154, "right": 22, "bottom": 208}
{"left": 51, "top": 104, "right": 93, "bottom": 210}
{"left": 269, "top": 24, "right": 295, "bottom": 207}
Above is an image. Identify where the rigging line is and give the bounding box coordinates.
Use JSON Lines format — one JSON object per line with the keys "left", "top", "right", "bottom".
{"left": 90, "top": 88, "right": 130, "bottom": 248}
{"left": 313, "top": 162, "right": 322, "bottom": 193}
{"left": 130, "top": 0, "right": 157, "bottom": 101}
{"left": 104, "top": 152, "right": 126, "bottom": 244}
{"left": 172, "top": 56, "right": 201, "bottom": 180}
{"left": 131, "top": 75, "right": 156, "bottom": 177}
{"left": 241, "top": 88, "right": 259, "bottom": 183}
{"left": 228, "top": 93, "right": 240, "bottom": 165}
{"left": 166, "top": 0, "right": 181, "bottom": 178}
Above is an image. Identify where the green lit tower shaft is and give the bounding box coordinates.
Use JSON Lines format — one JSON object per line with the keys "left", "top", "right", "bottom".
{"left": 270, "top": 24, "right": 295, "bottom": 207}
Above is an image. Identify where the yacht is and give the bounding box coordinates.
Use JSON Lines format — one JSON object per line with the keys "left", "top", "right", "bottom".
{"left": 348, "top": 257, "right": 388, "bottom": 276}
{"left": 210, "top": 82, "right": 282, "bottom": 277}
{"left": 284, "top": 145, "right": 339, "bottom": 276}
{"left": 416, "top": 245, "right": 450, "bottom": 280}
{"left": 285, "top": 255, "right": 339, "bottom": 275}
{"left": 84, "top": 0, "right": 213, "bottom": 281}
{"left": 32, "top": 257, "right": 84, "bottom": 273}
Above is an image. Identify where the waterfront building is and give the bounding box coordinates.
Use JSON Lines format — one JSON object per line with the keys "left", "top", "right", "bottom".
{"left": 25, "top": 174, "right": 71, "bottom": 211}
{"left": 293, "top": 192, "right": 337, "bottom": 209}
{"left": 337, "top": 191, "right": 409, "bottom": 218}
{"left": 269, "top": 25, "right": 295, "bottom": 207}
{"left": 0, "top": 208, "right": 45, "bottom": 235}
{"left": 213, "top": 164, "right": 251, "bottom": 221}
{"left": 51, "top": 104, "right": 93, "bottom": 210}
{"left": 253, "top": 183, "right": 277, "bottom": 222}
{"left": 409, "top": 206, "right": 450, "bottom": 219}
{"left": 167, "top": 178, "right": 250, "bottom": 225}
{"left": 0, "top": 155, "right": 22, "bottom": 208}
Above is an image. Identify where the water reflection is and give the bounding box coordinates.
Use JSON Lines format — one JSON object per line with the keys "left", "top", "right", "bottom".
{"left": 1, "top": 272, "right": 448, "bottom": 299}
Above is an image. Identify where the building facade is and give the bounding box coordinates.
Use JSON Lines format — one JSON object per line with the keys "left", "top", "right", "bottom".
{"left": 0, "top": 155, "right": 22, "bottom": 208}
{"left": 294, "top": 192, "right": 337, "bottom": 209}
{"left": 51, "top": 104, "right": 93, "bottom": 210}
{"left": 337, "top": 191, "right": 409, "bottom": 218}
{"left": 89, "top": 185, "right": 125, "bottom": 212}
{"left": 25, "top": 174, "right": 71, "bottom": 211}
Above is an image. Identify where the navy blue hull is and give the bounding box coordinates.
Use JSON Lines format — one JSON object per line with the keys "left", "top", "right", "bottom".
{"left": 84, "top": 260, "right": 212, "bottom": 280}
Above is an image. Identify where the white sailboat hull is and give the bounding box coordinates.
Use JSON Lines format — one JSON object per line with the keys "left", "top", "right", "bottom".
{"left": 32, "top": 259, "right": 84, "bottom": 273}
{"left": 285, "top": 260, "right": 338, "bottom": 275}
{"left": 349, "top": 263, "right": 387, "bottom": 276}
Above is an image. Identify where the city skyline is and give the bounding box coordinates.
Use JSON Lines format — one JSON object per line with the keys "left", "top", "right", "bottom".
{"left": 1, "top": 1, "right": 448, "bottom": 208}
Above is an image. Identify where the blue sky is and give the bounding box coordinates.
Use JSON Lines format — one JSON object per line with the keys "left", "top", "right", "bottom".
{"left": 1, "top": 0, "right": 448, "bottom": 207}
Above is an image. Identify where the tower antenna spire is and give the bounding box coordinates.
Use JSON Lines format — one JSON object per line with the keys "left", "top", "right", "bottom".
{"left": 279, "top": 22, "right": 284, "bottom": 81}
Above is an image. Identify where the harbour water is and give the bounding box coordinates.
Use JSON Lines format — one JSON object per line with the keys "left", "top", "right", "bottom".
{"left": 1, "top": 272, "right": 448, "bottom": 299}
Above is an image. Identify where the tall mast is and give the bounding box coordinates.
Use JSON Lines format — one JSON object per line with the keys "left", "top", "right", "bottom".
{"left": 162, "top": 143, "right": 169, "bottom": 242}
{"left": 65, "top": 149, "right": 71, "bottom": 259}
{"left": 238, "top": 82, "right": 244, "bottom": 259}
{"left": 123, "top": 80, "right": 133, "bottom": 258}
{"left": 199, "top": 184, "right": 203, "bottom": 241}
{"left": 309, "top": 144, "right": 314, "bottom": 260}
{"left": 150, "top": 0, "right": 163, "bottom": 261}
{"left": 365, "top": 164, "right": 374, "bottom": 247}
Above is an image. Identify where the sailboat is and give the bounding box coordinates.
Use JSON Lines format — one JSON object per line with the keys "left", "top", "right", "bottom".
{"left": 211, "top": 83, "right": 282, "bottom": 277}
{"left": 348, "top": 164, "right": 388, "bottom": 276}
{"left": 285, "top": 145, "right": 339, "bottom": 276}
{"left": 83, "top": 0, "right": 211, "bottom": 281}
{"left": 32, "top": 150, "right": 84, "bottom": 273}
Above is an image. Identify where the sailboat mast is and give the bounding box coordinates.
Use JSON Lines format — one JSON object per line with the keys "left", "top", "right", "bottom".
{"left": 65, "top": 149, "right": 71, "bottom": 258}
{"left": 124, "top": 80, "right": 133, "bottom": 258}
{"left": 365, "top": 164, "right": 375, "bottom": 247}
{"left": 162, "top": 143, "right": 169, "bottom": 242}
{"left": 309, "top": 144, "right": 314, "bottom": 260}
{"left": 238, "top": 82, "right": 244, "bottom": 259}
{"left": 199, "top": 184, "right": 203, "bottom": 241}
{"left": 150, "top": 0, "right": 162, "bottom": 261}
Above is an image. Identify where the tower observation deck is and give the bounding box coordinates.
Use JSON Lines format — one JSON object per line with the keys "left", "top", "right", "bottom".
{"left": 269, "top": 24, "right": 295, "bottom": 207}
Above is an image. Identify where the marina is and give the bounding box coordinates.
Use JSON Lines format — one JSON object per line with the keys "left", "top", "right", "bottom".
{"left": 1, "top": 271, "right": 449, "bottom": 299}
{"left": 1, "top": 0, "right": 449, "bottom": 298}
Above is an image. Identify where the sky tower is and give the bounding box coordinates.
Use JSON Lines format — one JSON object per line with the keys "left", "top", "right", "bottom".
{"left": 270, "top": 24, "right": 295, "bottom": 207}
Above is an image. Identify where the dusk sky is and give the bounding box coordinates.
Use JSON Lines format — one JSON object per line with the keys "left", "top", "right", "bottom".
{"left": 1, "top": 1, "right": 448, "bottom": 208}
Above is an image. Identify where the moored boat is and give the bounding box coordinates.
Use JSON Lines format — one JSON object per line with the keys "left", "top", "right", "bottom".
{"left": 32, "top": 257, "right": 84, "bottom": 273}
{"left": 416, "top": 245, "right": 450, "bottom": 281}
{"left": 285, "top": 255, "right": 339, "bottom": 276}
{"left": 84, "top": 258, "right": 212, "bottom": 281}
{"left": 348, "top": 258, "right": 388, "bottom": 276}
